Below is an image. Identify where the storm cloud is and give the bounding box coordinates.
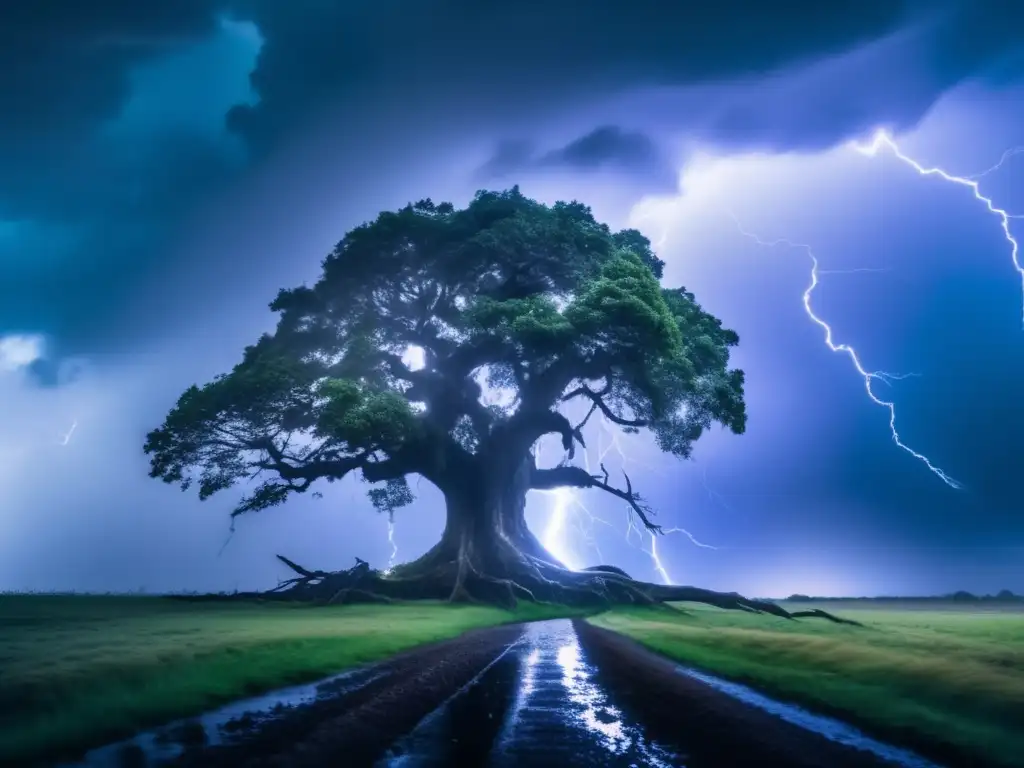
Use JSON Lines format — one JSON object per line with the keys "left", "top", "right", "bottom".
{"left": 3, "top": 1, "right": 1023, "bottom": 595}
{"left": 478, "top": 127, "right": 677, "bottom": 193}
{"left": 3, "top": 1, "right": 1016, "bottom": 353}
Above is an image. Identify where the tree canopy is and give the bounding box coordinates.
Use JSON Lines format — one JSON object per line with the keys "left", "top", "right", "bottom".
{"left": 145, "top": 187, "right": 747, "bottom": 528}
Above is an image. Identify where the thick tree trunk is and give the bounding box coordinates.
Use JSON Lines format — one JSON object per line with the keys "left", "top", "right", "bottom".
{"left": 393, "top": 453, "right": 562, "bottom": 589}
{"left": 491, "top": 454, "right": 564, "bottom": 567}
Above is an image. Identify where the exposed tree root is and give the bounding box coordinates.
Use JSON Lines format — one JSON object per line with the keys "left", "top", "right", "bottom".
{"left": 245, "top": 553, "right": 862, "bottom": 627}
{"left": 788, "top": 608, "right": 863, "bottom": 626}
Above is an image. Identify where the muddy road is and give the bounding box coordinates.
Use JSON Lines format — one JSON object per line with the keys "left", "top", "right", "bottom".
{"left": 79, "top": 619, "right": 949, "bottom": 768}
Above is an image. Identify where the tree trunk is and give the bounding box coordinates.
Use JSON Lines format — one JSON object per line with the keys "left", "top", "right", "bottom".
{"left": 264, "top": 451, "right": 864, "bottom": 622}
{"left": 392, "top": 453, "right": 562, "bottom": 585}
{"left": 491, "top": 453, "right": 564, "bottom": 567}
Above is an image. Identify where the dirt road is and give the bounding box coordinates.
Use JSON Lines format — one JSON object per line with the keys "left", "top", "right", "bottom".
{"left": 122, "top": 617, "right": 958, "bottom": 768}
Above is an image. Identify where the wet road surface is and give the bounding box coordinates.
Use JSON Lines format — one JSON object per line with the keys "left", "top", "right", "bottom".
{"left": 377, "top": 619, "right": 938, "bottom": 768}
{"left": 68, "top": 618, "right": 947, "bottom": 768}
{"left": 378, "top": 620, "right": 681, "bottom": 767}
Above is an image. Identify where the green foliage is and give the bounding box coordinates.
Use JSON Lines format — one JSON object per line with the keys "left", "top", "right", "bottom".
{"left": 466, "top": 295, "right": 575, "bottom": 354}
{"left": 144, "top": 339, "right": 321, "bottom": 501}
{"left": 316, "top": 379, "right": 419, "bottom": 451}
{"left": 366, "top": 477, "right": 414, "bottom": 514}
{"left": 145, "top": 186, "right": 746, "bottom": 518}
{"left": 565, "top": 251, "right": 682, "bottom": 360}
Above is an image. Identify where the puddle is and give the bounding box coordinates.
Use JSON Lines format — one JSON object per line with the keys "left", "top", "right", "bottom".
{"left": 62, "top": 665, "right": 386, "bottom": 768}
{"left": 674, "top": 666, "right": 943, "bottom": 768}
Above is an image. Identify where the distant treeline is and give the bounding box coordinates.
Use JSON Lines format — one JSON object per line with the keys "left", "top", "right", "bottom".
{"left": 784, "top": 589, "right": 1022, "bottom": 602}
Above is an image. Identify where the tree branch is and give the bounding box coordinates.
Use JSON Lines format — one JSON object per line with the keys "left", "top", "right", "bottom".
{"left": 440, "top": 335, "right": 512, "bottom": 381}
{"left": 229, "top": 445, "right": 422, "bottom": 520}
{"left": 562, "top": 383, "right": 648, "bottom": 428}
{"left": 574, "top": 401, "right": 599, "bottom": 433}
{"left": 529, "top": 463, "right": 661, "bottom": 533}
{"left": 253, "top": 431, "right": 425, "bottom": 487}
{"left": 254, "top": 437, "right": 369, "bottom": 482}
{"left": 500, "top": 409, "right": 587, "bottom": 460}
{"left": 362, "top": 451, "right": 419, "bottom": 482}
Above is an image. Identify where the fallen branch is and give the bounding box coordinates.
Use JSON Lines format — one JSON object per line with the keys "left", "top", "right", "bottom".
{"left": 276, "top": 554, "right": 326, "bottom": 579}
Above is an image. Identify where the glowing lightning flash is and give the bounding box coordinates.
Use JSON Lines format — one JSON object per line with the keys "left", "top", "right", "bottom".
{"left": 852, "top": 129, "right": 1024, "bottom": 324}
{"left": 539, "top": 412, "right": 718, "bottom": 585}
{"left": 726, "top": 128, "right": 1024, "bottom": 491}
{"left": 383, "top": 511, "right": 398, "bottom": 576}
{"left": 966, "top": 145, "right": 1024, "bottom": 181}
{"left": 732, "top": 216, "right": 962, "bottom": 489}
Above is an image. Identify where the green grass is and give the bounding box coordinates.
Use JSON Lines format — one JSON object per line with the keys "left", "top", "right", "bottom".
{"left": 590, "top": 600, "right": 1024, "bottom": 767}
{"left": 0, "top": 595, "right": 582, "bottom": 765}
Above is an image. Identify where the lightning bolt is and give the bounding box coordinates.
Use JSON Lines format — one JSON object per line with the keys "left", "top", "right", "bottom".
{"left": 539, "top": 411, "right": 717, "bottom": 585}
{"left": 58, "top": 419, "right": 77, "bottom": 446}
{"left": 383, "top": 510, "right": 398, "bottom": 576}
{"left": 851, "top": 129, "right": 1024, "bottom": 324}
{"left": 721, "top": 128, "right": 1024, "bottom": 491}
{"left": 966, "top": 145, "right": 1024, "bottom": 181}
{"left": 700, "top": 466, "right": 735, "bottom": 513}
{"left": 732, "top": 215, "right": 962, "bottom": 489}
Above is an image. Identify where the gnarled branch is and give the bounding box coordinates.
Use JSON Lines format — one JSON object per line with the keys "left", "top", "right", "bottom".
{"left": 499, "top": 408, "right": 587, "bottom": 460}
{"left": 232, "top": 442, "right": 422, "bottom": 518}
{"left": 530, "top": 463, "right": 661, "bottom": 533}
{"left": 562, "top": 382, "right": 648, "bottom": 428}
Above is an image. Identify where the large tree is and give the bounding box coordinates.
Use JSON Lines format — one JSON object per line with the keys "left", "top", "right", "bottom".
{"left": 144, "top": 188, "right": 846, "bottom": 620}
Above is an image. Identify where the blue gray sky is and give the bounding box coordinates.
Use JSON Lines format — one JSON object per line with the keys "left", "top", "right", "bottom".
{"left": 2, "top": 1, "right": 1022, "bottom": 597}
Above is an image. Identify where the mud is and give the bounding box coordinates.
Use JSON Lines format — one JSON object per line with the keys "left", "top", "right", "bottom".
{"left": 166, "top": 623, "right": 523, "bottom": 768}
{"left": 71, "top": 618, "right": 971, "bottom": 768}
{"left": 573, "top": 620, "right": 945, "bottom": 768}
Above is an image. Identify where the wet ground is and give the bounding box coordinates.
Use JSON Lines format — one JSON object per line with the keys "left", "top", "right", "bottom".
{"left": 378, "top": 620, "right": 681, "bottom": 767}
{"left": 67, "top": 619, "right": 950, "bottom": 768}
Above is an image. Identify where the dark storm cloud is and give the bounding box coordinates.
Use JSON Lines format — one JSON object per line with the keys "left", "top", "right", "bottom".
{"left": 227, "top": 0, "right": 910, "bottom": 152}
{"left": 925, "top": 0, "right": 1024, "bottom": 84}
{"left": 696, "top": 1, "right": 1024, "bottom": 152}
{"left": 478, "top": 127, "right": 677, "bottom": 192}
{"left": 0, "top": 1, "right": 221, "bottom": 167}
{"left": 6, "top": 0, "right": 1021, "bottom": 356}
{"left": 22, "top": 356, "right": 88, "bottom": 389}
{"left": 0, "top": 0, "right": 256, "bottom": 351}
{"left": 542, "top": 128, "right": 661, "bottom": 171}
{"left": 225, "top": 1, "right": 1024, "bottom": 200}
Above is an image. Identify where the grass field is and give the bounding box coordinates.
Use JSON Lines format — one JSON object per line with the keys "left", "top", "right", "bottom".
{"left": 590, "top": 600, "right": 1024, "bottom": 767}
{"left": 0, "top": 595, "right": 581, "bottom": 765}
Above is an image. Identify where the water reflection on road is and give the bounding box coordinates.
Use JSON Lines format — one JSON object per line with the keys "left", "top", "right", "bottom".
{"left": 379, "top": 619, "right": 681, "bottom": 767}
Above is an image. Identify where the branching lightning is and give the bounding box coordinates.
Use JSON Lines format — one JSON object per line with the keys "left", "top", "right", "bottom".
{"left": 966, "top": 146, "right": 1024, "bottom": 181}
{"left": 720, "top": 129, "right": 1024, "bottom": 491}
{"left": 538, "top": 412, "right": 717, "bottom": 585}
{"left": 538, "top": 129, "right": 1023, "bottom": 577}
{"left": 852, "top": 129, "right": 1024, "bottom": 323}
{"left": 732, "top": 214, "right": 962, "bottom": 489}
